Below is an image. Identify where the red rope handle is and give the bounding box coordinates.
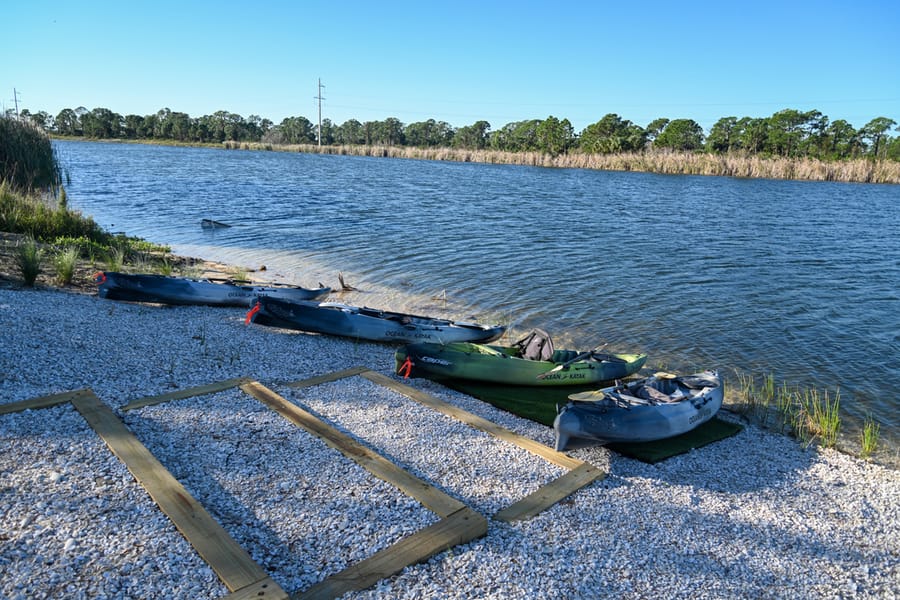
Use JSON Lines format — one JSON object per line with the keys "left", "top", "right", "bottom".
{"left": 245, "top": 302, "right": 261, "bottom": 325}
{"left": 398, "top": 356, "right": 414, "bottom": 379}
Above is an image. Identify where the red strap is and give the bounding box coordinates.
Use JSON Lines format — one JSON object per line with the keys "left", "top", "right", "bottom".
{"left": 93, "top": 271, "right": 107, "bottom": 284}
{"left": 245, "top": 302, "right": 261, "bottom": 325}
{"left": 398, "top": 356, "right": 414, "bottom": 379}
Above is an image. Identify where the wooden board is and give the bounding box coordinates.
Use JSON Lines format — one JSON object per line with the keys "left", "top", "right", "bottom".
{"left": 121, "top": 377, "right": 255, "bottom": 411}
{"left": 360, "top": 370, "right": 586, "bottom": 470}
{"left": 239, "top": 381, "right": 467, "bottom": 519}
{"left": 283, "top": 366, "right": 370, "bottom": 389}
{"left": 493, "top": 463, "right": 605, "bottom": 522}
{"left": 297, "top": 507, "right": 487, "bottom": 599}
{"left": 224, "top": 576, "right": 289, "bottom": 600}
{"left": 70, "top": 390, "right": 286, "bottom": 597}
{"left": 0, "top": 388, "right": 92, "bottom": 415}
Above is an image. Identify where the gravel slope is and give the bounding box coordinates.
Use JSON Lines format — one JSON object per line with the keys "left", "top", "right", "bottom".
{"left": 1, "top": 287, "right": 898, "bottom": 599}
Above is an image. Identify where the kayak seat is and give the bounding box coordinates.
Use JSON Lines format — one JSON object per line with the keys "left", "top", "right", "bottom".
{"left": 550, "top": 349, "right": 581, "bottom": 364}
{"left": 513, "top": 328, "right": 555, "bottom": 361}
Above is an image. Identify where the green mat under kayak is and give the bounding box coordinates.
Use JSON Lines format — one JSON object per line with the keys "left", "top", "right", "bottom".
{"left": 438, "top": 379, "right": 743, "bottom": 463}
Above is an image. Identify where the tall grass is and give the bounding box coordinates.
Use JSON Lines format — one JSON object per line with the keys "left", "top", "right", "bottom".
{"left": 53, "top": 246, "right": 79, "bottom": 285}
{"left": 15, "top": 236, "right": 43, "bottom": 286}
{"left": 0, "top": 117, "right": 61, "bottom": 192}
{"left": 734, "top": 371, "right": 847, "bottom": 452}
{"left": 224, "top": 141, "right": 900, "bottom": 185}
{"left": 860, "top": 415, "right": 881, "bottom": 459}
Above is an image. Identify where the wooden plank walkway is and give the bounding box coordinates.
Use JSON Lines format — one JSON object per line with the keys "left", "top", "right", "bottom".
{"left": 69, "top": 390, "right": 288, "bottom": 598}
{"left": 121, "top": 377, "right": 256, "bottom": 411}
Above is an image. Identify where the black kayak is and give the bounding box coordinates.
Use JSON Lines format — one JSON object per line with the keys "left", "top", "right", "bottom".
{"left": 247, "top": 296, "right": 507, "bottom": 344}
{"left": 95, "top": 271, "right": 330, "bottom": 307}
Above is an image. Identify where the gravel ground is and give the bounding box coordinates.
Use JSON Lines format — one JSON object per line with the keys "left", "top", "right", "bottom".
{"left": 1, "top": 286, "right": 898, "bottom": 599}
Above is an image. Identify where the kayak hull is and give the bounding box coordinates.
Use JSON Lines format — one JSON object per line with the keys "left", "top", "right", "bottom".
{"left": 249, "top": 297, "right": 506, "bottom": 344}
{"left": 95, "top": 271, "right": 330, "bottom": 307}
{"left": 554, "top": 370, "right": 724, "bottom": 450}
{"left": 395, "top": 342, "right": 647, "bottom": 386}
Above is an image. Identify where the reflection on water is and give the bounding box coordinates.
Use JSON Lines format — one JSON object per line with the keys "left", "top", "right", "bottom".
{"left": 56, "top": 140, "right": 900, "bottom": 454}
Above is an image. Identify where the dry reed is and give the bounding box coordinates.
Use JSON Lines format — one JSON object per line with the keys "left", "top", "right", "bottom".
{"left": 222, "top": 142, "right": 900, "bottom": 185}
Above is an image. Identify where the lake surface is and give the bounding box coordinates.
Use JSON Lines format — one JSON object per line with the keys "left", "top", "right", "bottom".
{"left": 54, "top": 140, "right": 899, "bottom": 452}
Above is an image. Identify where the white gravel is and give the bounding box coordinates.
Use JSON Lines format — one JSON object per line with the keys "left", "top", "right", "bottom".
{"left": 1, "top": 286, "right": 898, "bottom": 599}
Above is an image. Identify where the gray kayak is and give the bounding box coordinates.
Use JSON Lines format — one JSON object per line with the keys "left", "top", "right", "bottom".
{"left": 94, "top": 271, "right": 330, "bottom": 307}
{"left": 247, "top": 296, "right": 506, "bottom": 344}
{"left": 553, "top": 370, "right": 724, "bottom": 451}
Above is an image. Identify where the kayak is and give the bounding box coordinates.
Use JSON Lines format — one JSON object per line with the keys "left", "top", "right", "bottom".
{"left": 246, "top": 296, "right": 506, "bottom": 344}
{"left": 553, "top": 370, "right": 724, "bottom": 450}
{"left": 394, "top": 340, "right": 647, "bottom": 386}
{"left": 94, "top": 271, "right": 330, "bottom": 307}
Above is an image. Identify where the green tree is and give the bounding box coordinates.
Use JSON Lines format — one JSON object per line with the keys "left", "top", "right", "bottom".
{"left": 54, "top": 108, "right": 80, "bottom": 136}
{"left": 335, "top": 119, "right": 365, "bottom": 145}
{"left": 404, "top": 119, "right": 454, "bottom": 147}
{"left": 859, "top": 117, "right": 897, "bottom": 158}
{"left": 822, "top": 119, "right": 860, "bottom": 159}
{"left": 706, "top": 117, "right": 741, "bottom": 153}
{"left": 490, "top": 119, "right": 541, "bottom": 152}
{"left": 451, "top": 120, "right": 491, "bottom": 150}
{"left": 739, "top": 117, "right": 769, "bottom": 154}
{"left": 645, "top": 118, "right": 669, "bottom": 145}
{"left": 276, "top": 116, "right": 315, "bottom": 144}
{"left": 766, "top": 109, "right": 825, "bottom": 157}
{"left": 535, "top": 116, "right": 575, "bottom": 156}
{"left": 654, "top": 119, "right": 705, "bottom": 151}
{"left": 579, "top": 114, "right": 645, "bottom": 153}
{"left": 316, "top": 118, "right": 335, "bottom": 145}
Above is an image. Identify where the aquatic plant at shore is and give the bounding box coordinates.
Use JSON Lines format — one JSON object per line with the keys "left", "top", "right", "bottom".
{"left": 224, "top": 141, "right": 900, "bottom": 185}
{"left": 732, "top": 371, "right": 880, "bottom": 459}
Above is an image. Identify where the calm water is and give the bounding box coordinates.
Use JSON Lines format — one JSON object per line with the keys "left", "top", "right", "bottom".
{"left": 54, "top": 140, "right": 900, "bottom": 450}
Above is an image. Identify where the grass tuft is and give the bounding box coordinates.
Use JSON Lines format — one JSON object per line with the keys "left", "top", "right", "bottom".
{"left": 53, "top": 246, "right": 79, "bottom": 285}
{"left": 15, "top": 236, "right": 43, "bottom": 286}
{"left": 860, "top": 415, "right": 881, "bottom": 459}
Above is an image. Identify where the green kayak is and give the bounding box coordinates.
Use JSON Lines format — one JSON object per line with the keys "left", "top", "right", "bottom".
{"left": 395, "top": 341, "right": 647, "bottom": 387}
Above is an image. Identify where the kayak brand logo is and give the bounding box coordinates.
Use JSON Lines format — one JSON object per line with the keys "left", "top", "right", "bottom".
{"left": 420, "top": 356, "right": 451, "bottom": 366}
{"left": 689, "top": 407, "right": 712, "bottom": 424}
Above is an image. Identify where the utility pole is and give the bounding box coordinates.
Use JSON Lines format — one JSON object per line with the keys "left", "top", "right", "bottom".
{"left": 315, "top": 78, "right": 325, "bottom": 147}
{"left": 12, "top": 88, "right": 21, "bottom": 118}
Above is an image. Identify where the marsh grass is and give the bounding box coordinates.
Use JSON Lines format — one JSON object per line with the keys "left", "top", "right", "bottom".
{"left": 15, "top": 236, "right": 43, "bottom": 286}
{"left": 226, "top": 141, "right": 900, "bottom": 185}
{"left": 860, "top": 415, "right": 881, "bottom": 459}
{"left": 0, "top": 117, "right": 61, "bottom": 192}
{"left": 734, "top": 371, "right": 844, "bottom": 451}
{"left": 53, "top": 246, "right": 79, "bottom": 285}
{"left": 105, "top": 246, "right": 126, "bottom": 271}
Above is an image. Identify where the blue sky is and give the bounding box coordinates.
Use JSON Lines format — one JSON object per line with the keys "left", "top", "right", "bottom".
{"left": 4, "top": 0, "right": 899, "bottom": 133}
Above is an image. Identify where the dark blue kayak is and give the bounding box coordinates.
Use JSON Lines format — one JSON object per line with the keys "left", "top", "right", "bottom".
{"left": 95, "top": 271, "right": 330, "bottom": 307}
{"left": 247, "top": 296, "right": 506, "bottom": 344}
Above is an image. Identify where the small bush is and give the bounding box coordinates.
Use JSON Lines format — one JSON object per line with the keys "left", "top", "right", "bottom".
{"left": 15, "top": 236, "right": 43, "bottom": 286}
{"left": 54, "top": 246, "right": 79, "bottom": 285}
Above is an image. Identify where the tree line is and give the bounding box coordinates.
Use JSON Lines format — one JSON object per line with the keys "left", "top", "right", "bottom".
{"left": 11, "top": 105, "right": 900, "bottom": 161}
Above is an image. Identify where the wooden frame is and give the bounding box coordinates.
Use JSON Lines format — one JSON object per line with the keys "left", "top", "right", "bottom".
{"left": 2, "top": 389, "right": 288, "bottom": 600}
{"left": 284, "top": 368, "right": 606, "bottom": 522}
{"left": 122, "top": 378, "right": 487, "bottom": 599}
{"left": 4, "top": 368, "right": 603, "bottom": 598}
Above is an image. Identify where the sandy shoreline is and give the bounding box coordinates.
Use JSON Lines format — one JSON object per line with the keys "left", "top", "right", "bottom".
{"left": 1, "top": 281, "right": 899, "bottom": 598}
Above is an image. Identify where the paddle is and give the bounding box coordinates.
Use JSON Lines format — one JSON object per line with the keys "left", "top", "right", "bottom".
{"left": 536, "top": 343, "right": 607, "bottom": 380}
